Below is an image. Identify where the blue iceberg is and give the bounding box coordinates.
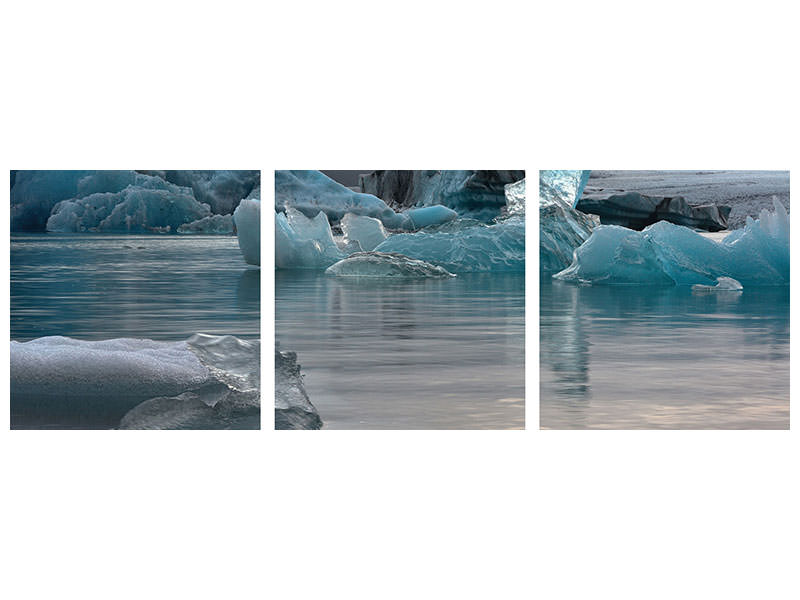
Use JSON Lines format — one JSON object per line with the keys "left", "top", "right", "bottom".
{"left": 275, "top": 207, "right": 346, "bottom": 269}
{"left": 554, "top": 199, "right": 789, "bottom": 286}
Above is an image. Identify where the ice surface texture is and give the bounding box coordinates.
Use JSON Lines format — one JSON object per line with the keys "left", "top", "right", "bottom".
{"left": 539, "top": 170, "right": 597, "bottom": 274}
{"left": 275, "top": 344, "right": 322, "bottom": 430}
{"left": 374, "top": 217, "right": 525, "bottom": 272}
{"left": 177, "top": 213, "right": 234, "bottom": 234}
{"left": 10, "top": 334, "right": 260, "bottom": 429}
{"left": 360, "top": 170, "right": 525, "bottom": 221}
{"left": 275, "top": 170, "right": 404, "bottom": 227}
{"left": 11, "top": 170, "right": 259, "bottom": 233}
{"left": 555, "top": 199, "right": 789, "bottom": 286}
{"left": 276, "top": 208, "right": 346, "bottom": 269}
{"left": 505, "top": 178, "right": 526, "bottom": 216}
{"left": 234, "top": 198, "right": 261, "bottom": 265}
{"left": 340, "top": 213, "right": 388, "bottom": 252}
{"left": 326, "top": 252, "right": 456, "bottom": 278}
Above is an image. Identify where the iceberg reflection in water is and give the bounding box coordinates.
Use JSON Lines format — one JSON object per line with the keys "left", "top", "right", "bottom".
{"left": 540, "top": 280, "right": 789, "bottom": 429}
{"left": 276, "top": 271, "right": 525, "bottom": 429}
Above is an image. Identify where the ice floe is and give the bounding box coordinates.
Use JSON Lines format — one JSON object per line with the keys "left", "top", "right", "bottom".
{"left": 325, "top": 252, "right": 456, "bottom": 278}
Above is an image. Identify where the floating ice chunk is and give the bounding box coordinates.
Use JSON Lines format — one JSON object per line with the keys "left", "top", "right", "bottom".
{"left": 275, "top": 170, "right": 404, "bottom": 227}
{"left": 405, "top": 205, "right": 458, "bottom": 229}
{"left": 275, "top": 208, "right": 345, "bottom": 269}
{"left": 692, "top": 277, "right": 743, "bottom": 292}
{"left": 360, "top": 170, "right": 526, "bottom": 221}
{"left": 555, "top": 199, "right": 789, "bottom": 286}
{"left": 539, "top": 170, "right": 597, "bottom": 274}
{"left": 234, "top": 198, "right": 261, "bottom": 266}
{"left": 275, "top": 343, "right": 322, "bottom": 430}
{"left": 118, "top": 334, "right": 260, "bottom": 430}
{"left": 11, "top": 336, "right": 210, "bottom": 399}
{"left": 325, "top": 252, "right": 456, "bottom": 278}
{"left": 341, "top": 213, "right": 388, "bottom": 251}
{"left": 177, "top": 213, "right": 234, "bottom": 234}
{"left": 374, "top": 217, "right": 525, "bottom": 272}
{"left": 505, "top": 178, "right": 526, "bottom": 216}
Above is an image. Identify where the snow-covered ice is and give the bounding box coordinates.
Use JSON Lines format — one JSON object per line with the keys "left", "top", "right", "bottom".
{"left": 505, "top": 178, "right": 526, "bottom": 216}
{"left": 234, "top": 198, "right": 261, "bottom": 266}
{"left": 692, "top": 277, "right": 743, "bottom": 292}
{"left": 325, "top": 252, "right": 456, "bottom": 278}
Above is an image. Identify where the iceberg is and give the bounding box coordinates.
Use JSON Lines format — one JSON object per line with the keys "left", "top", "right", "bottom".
{"left": 539, "top": 170, "right": 597, "bottom": 274}
{"left": 554, "top": 198, "right": 789, "bottom": 286}
{"left": 325, "top": 252, "right": 456, "bottom": 278}
{"left": 234, "top": 198, "right": 261, "bottom": 266}
{"left": 692, "top": 277, "right": 743, "bottom": 292}
{"left": 405, "top": 205, "right": 458, "bottom": 229}
{"left": 275, "top": 170, "right": 404, "bottom": 228}
{"left": 340, "top": 213, "right": 388, "bottom": 252}
{"left": 275, "top": 344, "right": 322, "bottom": 430}
{"left": 45, "top": 174, "right": 212, "bottom": 233}
{"left": 374, "top": 217, "right": 525, "bottom": 272}
{"left": 11, "top": 334, "right": 260, "bottom": 429}
{"left": 138, "top": 170, "right": 260, "bottom": 215}
{"left": 177, "top": 213, "right": 234, "bottom": 234}
{"left": 275, "top": 207, "right": 345, "bottom": 269}
{"left": 359, "top": 170, "right": 526, "bottom": 221}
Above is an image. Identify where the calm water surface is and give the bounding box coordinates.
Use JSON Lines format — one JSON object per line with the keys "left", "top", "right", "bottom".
{"left": 276, "top": 271, "right": 525, "bottom": 429}
{"left": 11, "top": 234, "right": 260, "bottom": 341}
{"left": 540, "top": 280, "right": 789, "bottom": 429}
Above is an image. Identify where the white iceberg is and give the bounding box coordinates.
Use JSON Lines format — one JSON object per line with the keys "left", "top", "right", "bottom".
{"left": 234, "top": 198, "right": 261, "bottom": 266}
{"left": 505, "top": 178, "right": 526, "bottom": 216}
{"left": 555, "top": 199, "right": 789, "bottom": 286}
{"left": 692, "top": 277, "right": 743, "bottom": 292}
{"left": 325, "top": 252, "right": 456, "bottom": 278}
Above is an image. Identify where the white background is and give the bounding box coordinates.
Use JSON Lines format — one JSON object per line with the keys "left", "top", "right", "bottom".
{"left": 1, "top": 1, "right": 798, "bottom": 598}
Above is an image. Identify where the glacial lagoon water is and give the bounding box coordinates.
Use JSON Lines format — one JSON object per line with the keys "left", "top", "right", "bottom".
{"left": 11, "top": 234, "right": 260, "bottom": 341}
{"left": 540, "top": 280, "right": 789, "bottom": 429}
{"left": 10, "top": 234, "right": 260, "bottom": 430}
{"left": 275, "top": 271, "right": 525, "bottom": 429}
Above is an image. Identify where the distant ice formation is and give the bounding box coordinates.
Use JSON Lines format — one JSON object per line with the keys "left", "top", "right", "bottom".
{"left": 177, "top": 213, "right": 234, "bottom": 234}
{"left": 10, "top": 334, "right": 260, "bottom": 429}
{"left": 11, "top": 170, "right": 259, "bottom": 233}
{"left": 554, "top": 199, "right": 789, "bottom": 286}
{"left": 505, "top": 178, "right": 525, "bottom": 216}
{"left": 577, "top": 190, "right": 730, "bottom": 231}
{"left": 325, "top": 252, "right": 456, "bottom": 278}
{"left": 359, "top": 170, "right": 526, "bottom": 221}
{"left": 234, "top": 198, "right": 261, "bottom": 266}
{"left": 275, "top": 343, "right": 322, "bottom": 430}
{"left": 539, "top": 170, "right": 597, "bottom": 274}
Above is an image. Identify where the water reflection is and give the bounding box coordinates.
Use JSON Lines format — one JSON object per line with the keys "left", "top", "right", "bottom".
{"left": 11, "top": 234, "right": 260, "bottom": 341}
{"left": 275, "top": 271, "right": 525, "bottom": 429}
{"left": 540, "top": 280, "right": 789, "bottom": 429}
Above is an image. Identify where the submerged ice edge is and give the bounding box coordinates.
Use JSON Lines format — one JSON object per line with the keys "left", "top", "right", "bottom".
{"left": 10, "top": 333, "right": 260, "bottom": 430}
